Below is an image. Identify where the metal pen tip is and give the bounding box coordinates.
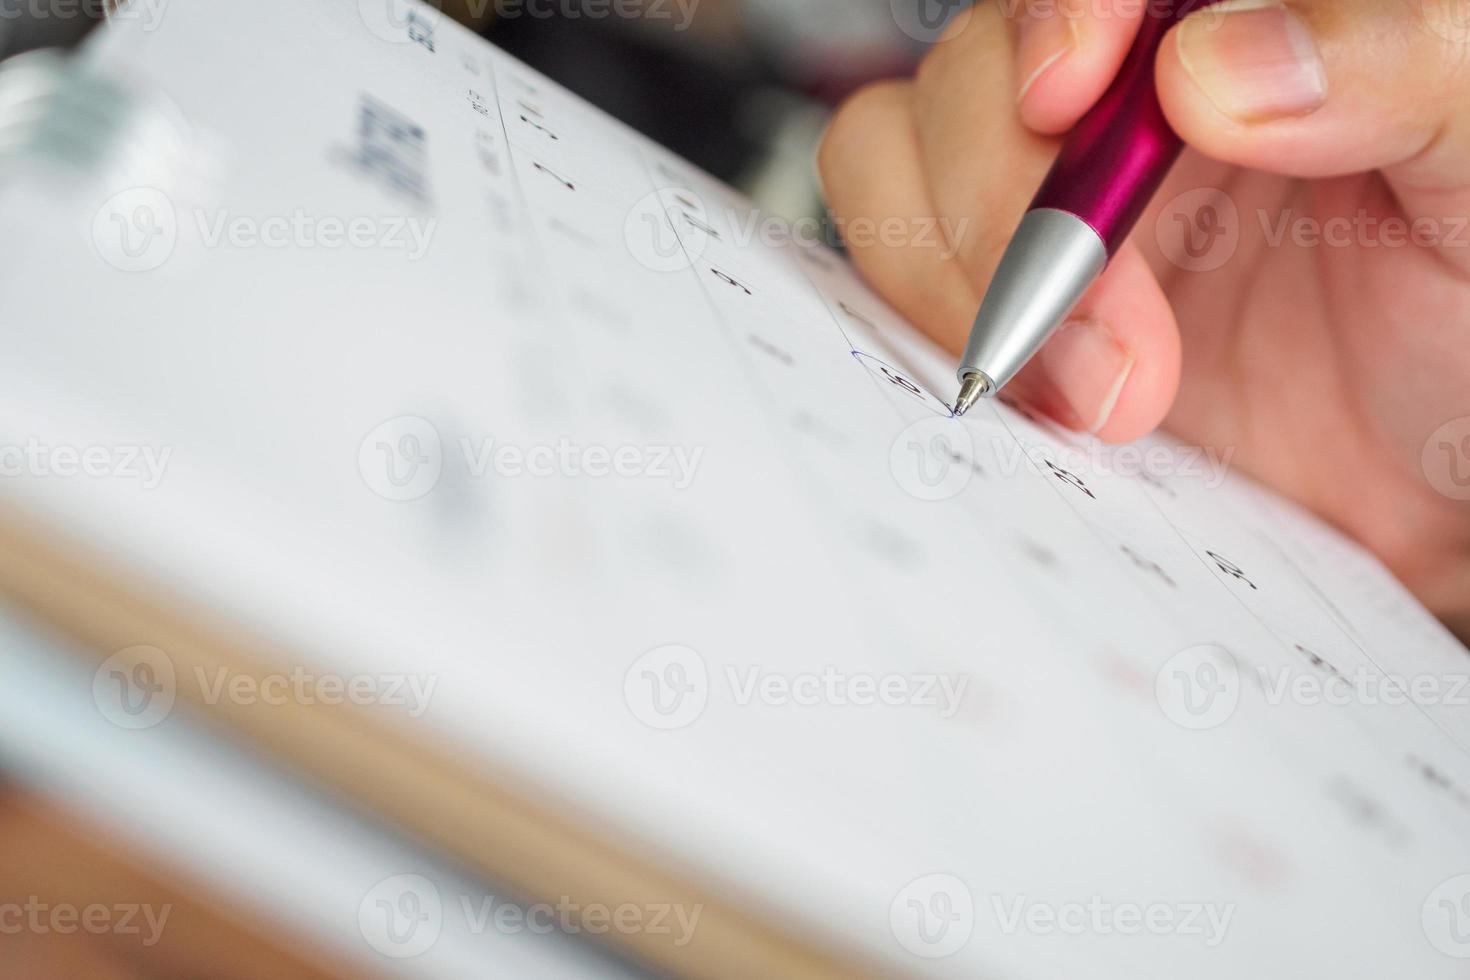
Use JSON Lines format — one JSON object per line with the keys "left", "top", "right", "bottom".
{"left": 952, "top": 373, "right": 992, "bottom": 417}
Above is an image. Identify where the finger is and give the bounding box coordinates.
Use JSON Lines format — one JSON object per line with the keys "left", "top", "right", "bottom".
{"left": 818, "top": 80, "right": 981, "bottom": 353}
{"left": 911, "top": 2, "right": 1182, "bottom": 438}
{"left": 1010, "top": 0, "right": 1147, "bottom": 134}
{"left": 1008, "top": 244, "right": 1183, "bottom": 440}
{"left": 913, "top": 2, "right": 1057, "bottom": 277}
{"left": 1157, "top": 0, "right": 1470, "bottom": 266}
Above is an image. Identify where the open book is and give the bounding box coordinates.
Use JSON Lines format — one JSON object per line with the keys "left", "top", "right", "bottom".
{"left": 1, "top": 1, "right": 1467, "bottom": 976}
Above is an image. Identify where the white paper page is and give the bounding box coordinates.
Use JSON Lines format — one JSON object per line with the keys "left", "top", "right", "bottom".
{"left": 0, "top": 2, "right": 1467, "bottom": 976}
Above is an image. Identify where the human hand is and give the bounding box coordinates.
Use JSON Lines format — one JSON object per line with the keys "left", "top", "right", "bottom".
{"left": 818, "top": 0, "right": 1470, "bottom": 633}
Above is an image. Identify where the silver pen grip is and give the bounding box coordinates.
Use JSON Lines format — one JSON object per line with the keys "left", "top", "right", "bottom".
{"left": 957, "top": 208, "right": 1108, "bottom": 394}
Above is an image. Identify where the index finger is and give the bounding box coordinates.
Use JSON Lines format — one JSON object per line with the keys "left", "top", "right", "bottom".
{"left": 1009, "top": 0, "right": 1149, "bottom": 133}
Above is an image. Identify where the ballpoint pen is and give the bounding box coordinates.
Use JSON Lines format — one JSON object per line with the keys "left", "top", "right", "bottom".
{"left": 952, "top": 0, "right": 1228, "bottom": 417}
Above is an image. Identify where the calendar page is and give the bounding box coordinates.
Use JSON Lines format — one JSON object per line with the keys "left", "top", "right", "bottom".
{"left": 0, "top": 1, "right": 1467, "bottom": 976}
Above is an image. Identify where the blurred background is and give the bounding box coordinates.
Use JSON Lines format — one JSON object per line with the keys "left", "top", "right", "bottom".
{"left": 0, "top": 0, "right": 942, "bottom": 236}
{"left": 480, "top": 0, "right": 930, "bottom": 222}
{"left": 0, "top": 2, "right": 955, "bottom": 978}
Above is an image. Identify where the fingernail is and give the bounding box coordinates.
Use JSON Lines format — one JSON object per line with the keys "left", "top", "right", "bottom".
{"left": 1016, "top": 7, "right": 1079, "bottom": 103}
{"left": 1177, "top": 1, "right": 1327, "bottom": 123}
{"left": 1037, "top": 319, "right": 1134, "bottom": 434}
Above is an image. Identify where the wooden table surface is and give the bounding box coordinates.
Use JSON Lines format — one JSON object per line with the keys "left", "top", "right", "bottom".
{"left": 0, "top": 786, "right": 369, "bottom": 980}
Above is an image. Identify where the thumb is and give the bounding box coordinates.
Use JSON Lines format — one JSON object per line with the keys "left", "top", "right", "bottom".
{"left": 1156, "top": 0, "right": 1470, "bottom": 269}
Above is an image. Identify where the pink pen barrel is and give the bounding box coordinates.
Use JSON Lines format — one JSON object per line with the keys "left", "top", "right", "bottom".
{"left": 1031, "top": 0, "right": 1229, "bottom": 256}
{"left": 954, "top": 0, "right": 1235, "bottom": 399}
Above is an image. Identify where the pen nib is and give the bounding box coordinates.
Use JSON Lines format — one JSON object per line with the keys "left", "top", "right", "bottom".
{"left": 952, "top": 374, "right": 991, "bottom": 418}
